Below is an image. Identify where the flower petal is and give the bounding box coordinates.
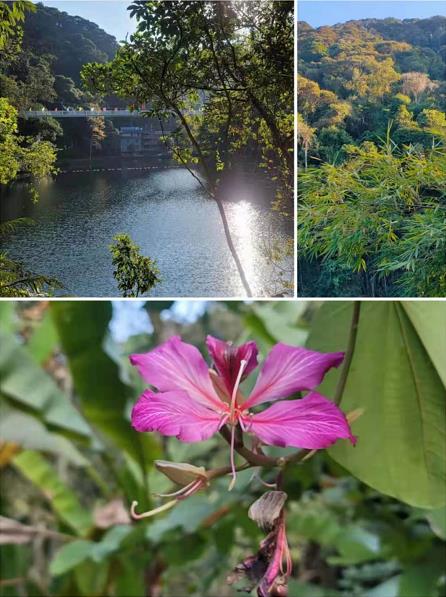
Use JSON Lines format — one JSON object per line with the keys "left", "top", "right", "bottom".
{"left": 131, "top": 390, "right": 225, "bottom": 442}
{"left": 247, "top": 392, "right": 357, "bottom": 449}
{"left": 206, "top": 335, "right": 258, "bottom": 395}
{"left": 130, "top": 336, "right": 222, "bottom": 409}
{"left": 244, "top": 344, "right": 344, "bottom": 408}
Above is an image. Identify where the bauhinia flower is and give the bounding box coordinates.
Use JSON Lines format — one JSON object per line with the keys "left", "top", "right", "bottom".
{"left": 130, "top": 336, "right": 356, "bottom": 487}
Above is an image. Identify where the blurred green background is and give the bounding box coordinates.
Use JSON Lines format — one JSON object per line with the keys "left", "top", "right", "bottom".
{"left": 0, "top": 300, "right": 445, "bottom": 597}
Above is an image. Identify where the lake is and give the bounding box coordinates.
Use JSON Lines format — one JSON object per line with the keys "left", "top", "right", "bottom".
{"left": 1, "top": 167, "right": 292, "bottom": 297}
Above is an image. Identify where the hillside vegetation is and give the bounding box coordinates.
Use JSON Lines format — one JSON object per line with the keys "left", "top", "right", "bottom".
{"left": 298, "top": 16, "right": 446, "bottom": 297}
{"left": 0, "top": 2, "right": 122, "bottom": 157}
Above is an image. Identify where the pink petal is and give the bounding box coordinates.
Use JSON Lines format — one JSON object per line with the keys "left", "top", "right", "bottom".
{"left": 246, "top": 392, "right": 356, "bottom": 449}
{"left": 130, "top": 336, "right": 223, "bottom": 409}
{"left": 243, "top": 344, "right": 344, "bottom": 408}
{"left": 206, "top": 335, "right": 258, "bottom": 395}
{"left": 131, "top": 390, "right": 225, "bottom": 442}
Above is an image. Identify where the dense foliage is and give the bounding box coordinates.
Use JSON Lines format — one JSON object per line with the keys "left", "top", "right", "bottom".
{"left": 0, "top": 300, "right": 445, "bottom": 596}
{"left": 110, "top": 234, "right": 161, "bottom": 297}
{"left": 0, "top": 3, "right": 59, "bottom": 296}
{"left": 297, "top": 17, "right": 446, "bottom": 297}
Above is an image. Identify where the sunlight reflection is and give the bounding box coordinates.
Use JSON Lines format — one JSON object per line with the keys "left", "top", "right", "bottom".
{"left": 226, "top": 199, "right": 257, "bottom": 291}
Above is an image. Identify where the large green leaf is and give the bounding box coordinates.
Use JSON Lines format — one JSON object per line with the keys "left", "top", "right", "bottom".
{"left": 402, "top": 302, "right": 446, "bottom": 388}
{"left": 50, "top": 302, "right": 158, "bottom": 470}
{"left": 249, "top": 302, "right": 308, "bottom": 346}
{"left": 0, "top": 403, "right": 87, "bottom": 466}
{"left": 0, "top": 330, "right": 91, "bottom": 438}
{"left": 0, "top": 302, "right": 16, "bottom": 333}
{"left": 27, "top": 310, "right": 59, "bottom": 364}
{"left": 307, "top": 302, "right": 446, "bottom": 509}
{"left": 49, "top": 525, "right": 133, "bottom": 576}
{"left": 13, "top": 451, "right": 92, "bottom": 535}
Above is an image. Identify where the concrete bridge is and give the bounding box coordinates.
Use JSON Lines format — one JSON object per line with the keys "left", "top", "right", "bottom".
{"left": 21, "top": 109, "right": 145, "bottom": 119}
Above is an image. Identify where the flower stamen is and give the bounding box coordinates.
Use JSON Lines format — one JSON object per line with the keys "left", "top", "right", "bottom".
{"left": 154, "top": 478, "right": 203, "bottom": 499}
{"left": 130, "top": 499, "right": 177, "bottom": 520}
{"left": 228, "top": 359, "right": 247, "bottom": 490}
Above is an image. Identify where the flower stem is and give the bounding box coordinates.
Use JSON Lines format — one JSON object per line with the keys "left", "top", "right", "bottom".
{"left": 333, "top": 301, "right": 361, "bottom": 407}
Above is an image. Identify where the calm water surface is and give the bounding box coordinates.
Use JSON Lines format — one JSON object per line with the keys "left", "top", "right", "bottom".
{"left": 1, "top": 168, "right": 291, "bottom": 296}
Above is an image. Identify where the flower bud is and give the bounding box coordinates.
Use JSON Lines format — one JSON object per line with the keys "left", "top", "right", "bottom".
{"left": 154, "top": 460, "right": 208, "bottom": 486}
{"left": 248, "top": 491, "right": 288, "bottom": 532}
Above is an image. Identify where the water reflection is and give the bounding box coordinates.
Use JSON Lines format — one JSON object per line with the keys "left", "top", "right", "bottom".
{"left": 1, "top": 168, "right": 292, "bottom": 297}
{"left": 226, "top": 200, "right": 257, "bottom": 287}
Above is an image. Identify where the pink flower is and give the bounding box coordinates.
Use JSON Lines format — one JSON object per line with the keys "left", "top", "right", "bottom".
{"left": 130, "top": 336, "right": 356, "bottom": 485}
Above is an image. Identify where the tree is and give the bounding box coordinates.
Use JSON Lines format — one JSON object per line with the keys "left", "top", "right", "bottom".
{"left": 297, "top": 114, "right": 315, "bottom": 170}
{"left": 110, "top": 233, "right": 161, "bottom": 297}
{"left": 401, "top": 71, "right": 435, "bottom": 102}
{"left": 0, "top": 98, "right": 57, "bottom": 196}
{"left": 0, "top": 0, "right": 34, "bottom": 50}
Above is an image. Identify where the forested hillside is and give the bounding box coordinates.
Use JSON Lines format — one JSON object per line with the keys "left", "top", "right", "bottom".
{"left": 0, "top": 2, "right": 121, "bottom": 157}
{"left": 22, "top": 3, "right": 118, "bottom": 84}
{"left": 298, "top": 17, "right": 446, "bottom": 297}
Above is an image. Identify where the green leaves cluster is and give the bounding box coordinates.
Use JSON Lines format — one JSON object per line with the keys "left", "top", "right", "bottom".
{"left": 0, "top": 98, "right": 59, "bottom": 296}
{"left": 297, "top": 17, "right": 446, "bottom": 297}
{"left": 109, "top": 233, "right": 161, "bottom": 298}
{"left": 298, "top": 141, "right": 446, "bottom": 297}
{"left": 0, "top": 0, "right": 34, "bottom": 50}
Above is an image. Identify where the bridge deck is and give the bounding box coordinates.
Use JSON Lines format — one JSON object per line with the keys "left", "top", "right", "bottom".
{"left": 22, "top": 110, "right": 144, "bottom": 119}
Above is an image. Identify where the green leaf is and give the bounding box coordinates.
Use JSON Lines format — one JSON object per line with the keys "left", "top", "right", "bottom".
{"left": 0, "top": 403, "right": 87, "bottom": 466}
{"left": 50, "top": 302, "right": 158, "bottom": 469}
{"left": 49, "top": 540, "right": 94, "bottom": 576}
{"left": 402, "top": 302, "right": 446, "bottom": 388}
{"left": 328, "top": 526, "right": 381, "bottom": 565}
{"left": 89, "top": 525, "right": 133, "bottom": 562}
{"left": 307, "top": 302, "right": 446, "bottom": 508}
{"left": 13, "top": 451, "right": 92, "bottom": 535}
{"left": 397, "top": 551, "right": 445, "bottom": 597}
{"left": 0, "top": 330, "right": 92, "bottom": 438}
{"left": 74, "top": 559, "right": 109, "bottom": 596}
{"left": 0, "top": 302, "right": 16, "bottom": 333}
{"left": 250, "top": 302, "right": 308, "bottom": 346}
{"left": 289, "top": 580, "right": 341, "bottom": 597}
{"left": 147, "top": 495, "right": 215, "bottom": 543}
{"left": 364, "top": 576, "right": 400, "bottom": 597}
{"left": 425, "top": 506, "right": 446, "bottom": 540}
{"left": 49, "top": 525, "right": 133, "bottom": 577}
{"left": 27, "top": 310, "right": 59, "bottom": 364}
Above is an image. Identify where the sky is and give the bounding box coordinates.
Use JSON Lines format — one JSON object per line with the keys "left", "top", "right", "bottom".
{"left": 299, "top": 0, "right": 446, "bottom": 27}
{"left": 37, "top": 1, "right": 137, "bottom": 41}
{"left": 110, "top": 301, "right": 207, "bottom": 342}
{"left": 36, "top": 1, "right": 446, "bottom": 38}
